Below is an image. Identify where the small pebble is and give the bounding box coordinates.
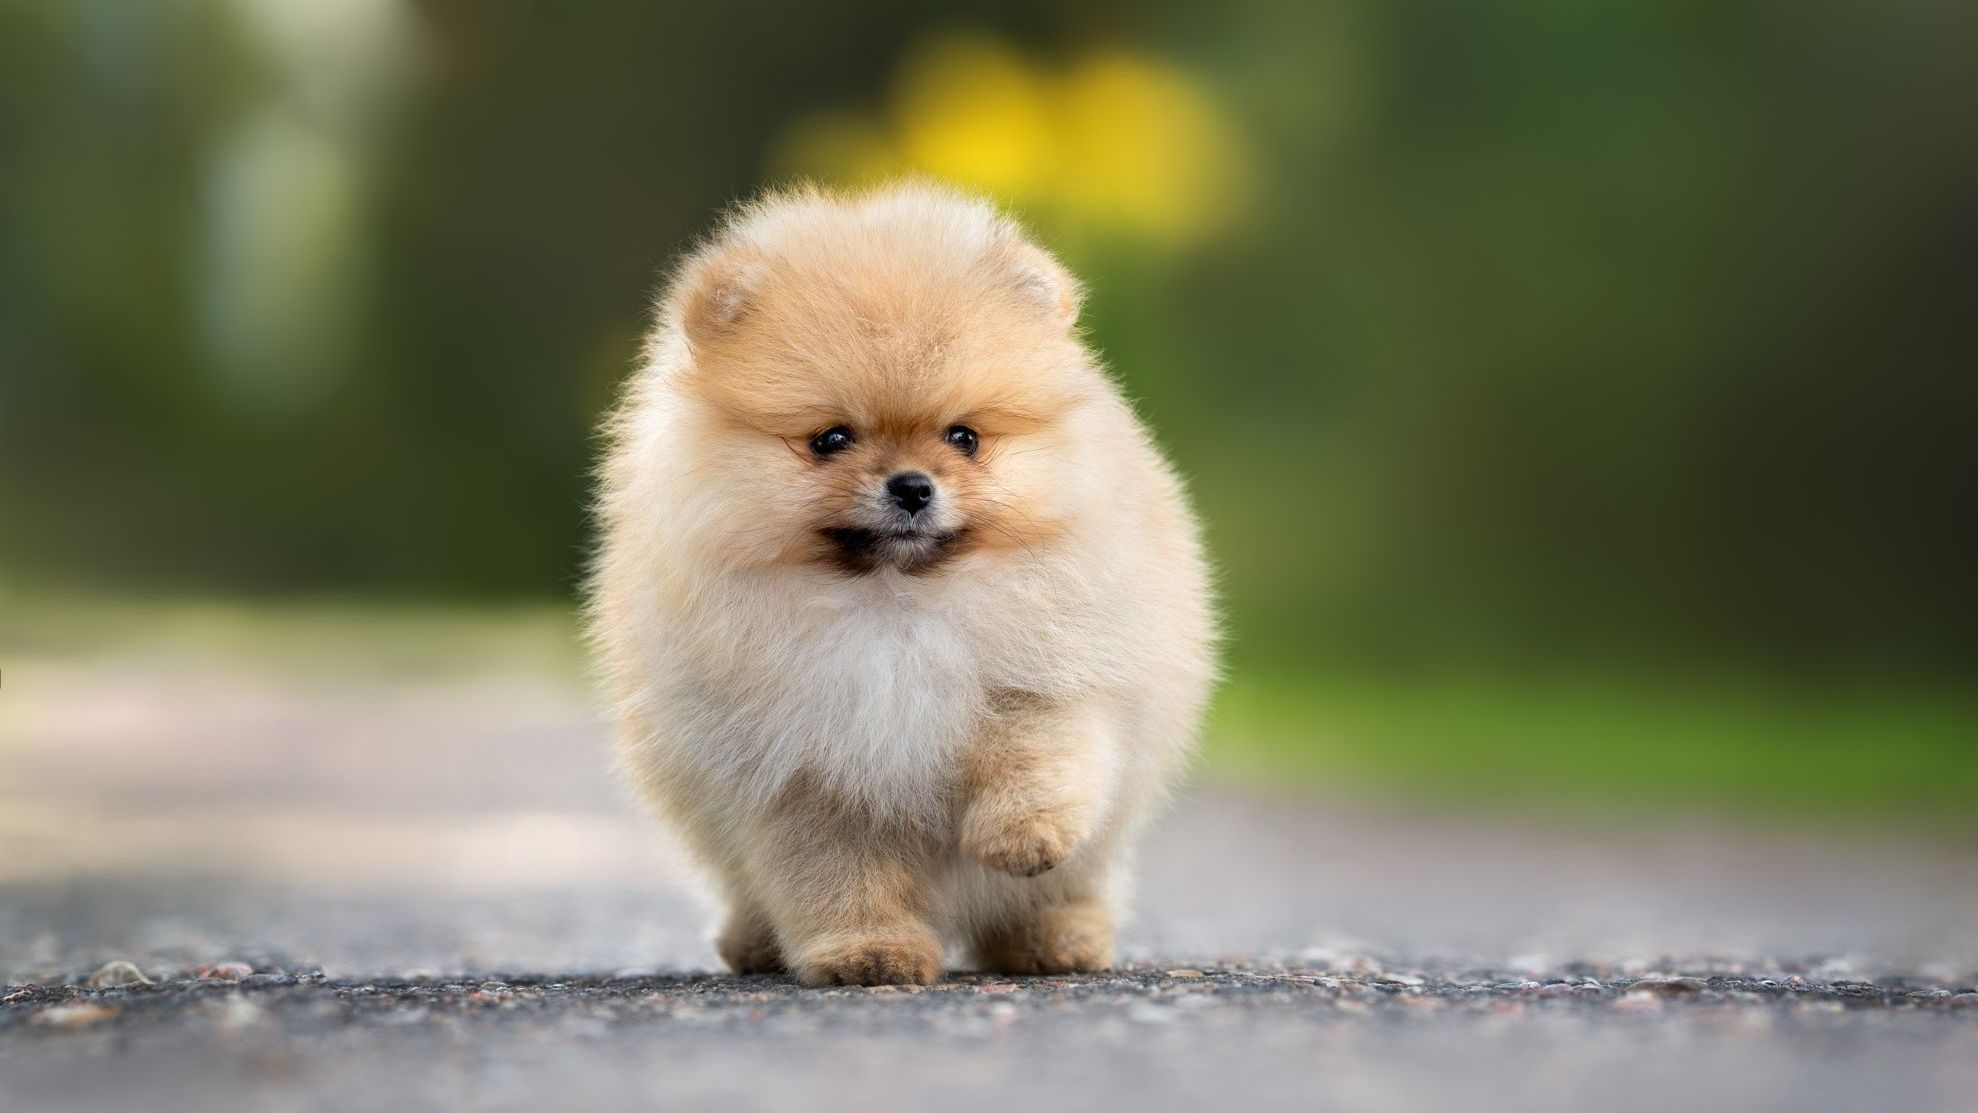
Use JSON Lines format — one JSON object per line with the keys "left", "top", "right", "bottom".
{"left": 35, "top": 1003, "right": 120, "bottom": 1029}
{"left": 211, "top": 996, "right": 265, "bottom": 1032}
{"left": 1165, "top": 969, "right": 1205, "bottom": 979}
{"left": 197, "top": 962, "right": 254, "bottom": 981}
{"left": 85, "top": 960, "right": 152, "bottom": 989}
{"left": 1628, "top": 977, "right": 1706, "bottom": 996}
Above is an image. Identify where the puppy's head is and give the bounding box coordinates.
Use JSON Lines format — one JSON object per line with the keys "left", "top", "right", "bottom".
{"left": 658, "top": 183, "right": 1102, "bottom": 576}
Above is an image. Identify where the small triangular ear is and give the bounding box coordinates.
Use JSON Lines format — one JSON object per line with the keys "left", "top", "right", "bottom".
{"left": 671, "top": 247, "right": 761, "bottom": 350}
{"left": 999, "top": 237, "right": 1082, "bottom": 327}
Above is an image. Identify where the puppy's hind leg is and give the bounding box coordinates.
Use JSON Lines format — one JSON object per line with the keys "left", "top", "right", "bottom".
{"left": 972, "top": 887, "right": 1115, "bottom": 975}
{"left": 715, "top": 898, "right": 785, "bottom": 975}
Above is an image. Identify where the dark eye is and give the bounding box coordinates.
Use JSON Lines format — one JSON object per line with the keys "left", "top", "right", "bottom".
{"left": 809, "top": 426, "right": 856, "bottom": 457}
{"left": 943, "top": 425, "right": 980, "bottom": 457}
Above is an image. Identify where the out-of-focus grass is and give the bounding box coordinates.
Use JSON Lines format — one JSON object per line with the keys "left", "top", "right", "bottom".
{"left": 0, "top": 594, "right": 587, "bottom": 684}
{"left": 1210, "top": 672, "right": 1978, "bottom": 830}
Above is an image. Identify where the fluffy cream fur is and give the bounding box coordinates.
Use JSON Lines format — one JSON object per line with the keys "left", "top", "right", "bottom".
{"left": 588, "top": 181, "right": 1215, "bottom": 985}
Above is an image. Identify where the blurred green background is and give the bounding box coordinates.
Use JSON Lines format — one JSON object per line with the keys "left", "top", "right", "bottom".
{"left": 3, "top": 0, "right": 1974, "bottom": 822}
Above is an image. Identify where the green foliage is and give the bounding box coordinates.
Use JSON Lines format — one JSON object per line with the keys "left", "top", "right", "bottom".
{"left": 1212, "top": 670, "right": 1978, "bottom": 826}
{"left": 2, "top": 0, "right": 1973, "bottom": 684}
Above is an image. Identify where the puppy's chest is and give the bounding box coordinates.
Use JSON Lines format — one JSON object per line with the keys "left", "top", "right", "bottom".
{"left": 684, "top": 599, "right": 999, "bottom": 794}
{"left": 775, "top": 608, "right": 980, "bottom": 730}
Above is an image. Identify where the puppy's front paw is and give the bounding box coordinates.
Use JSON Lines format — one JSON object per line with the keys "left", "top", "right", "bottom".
{"left": 796, "top": 936, "right": 942, "bottom": 987}
{"left": 961, "top": 806, "right": 1080, "bottom": 878}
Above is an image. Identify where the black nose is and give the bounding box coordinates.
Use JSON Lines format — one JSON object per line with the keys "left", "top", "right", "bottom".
{"left": 885, "top": 471, "right": 935, "bottom": 513}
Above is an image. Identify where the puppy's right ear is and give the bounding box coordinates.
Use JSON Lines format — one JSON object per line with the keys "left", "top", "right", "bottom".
{"left": 670, "top": 247, "right": 761, "bottom": 351}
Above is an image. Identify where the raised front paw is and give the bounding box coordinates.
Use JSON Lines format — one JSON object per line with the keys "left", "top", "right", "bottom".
{"left": 961, "top": 805, "right": 1081, "bottom": 878}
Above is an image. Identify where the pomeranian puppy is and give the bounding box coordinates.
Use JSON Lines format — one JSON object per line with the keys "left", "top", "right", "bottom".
{"left": 589, "top": 182, "right": 1215, "bottom": 986}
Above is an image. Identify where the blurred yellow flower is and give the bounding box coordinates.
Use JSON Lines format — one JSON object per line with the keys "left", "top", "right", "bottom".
{"left": 770, "top": 31, "right": 1245, "bottom": 247}
{"left": 1057, "top": 51, "right": 1244, "bottom": 244}
{"left": 891, "top": 33, "right": 1053, "bottom": 197}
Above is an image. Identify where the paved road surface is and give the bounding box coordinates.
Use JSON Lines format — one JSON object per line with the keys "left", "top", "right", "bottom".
{"left": 3, "top": 629, "right": 1975, "bottom": 1111}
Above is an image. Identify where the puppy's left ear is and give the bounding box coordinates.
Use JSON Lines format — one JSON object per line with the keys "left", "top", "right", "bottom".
{"left": 997, "top": 236, "right": 1083, "bottom": 328}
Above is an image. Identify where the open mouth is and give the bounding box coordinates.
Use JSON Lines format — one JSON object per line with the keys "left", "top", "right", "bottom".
{"left": 820, "top": 526, "right": 967, "bottom": 573}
